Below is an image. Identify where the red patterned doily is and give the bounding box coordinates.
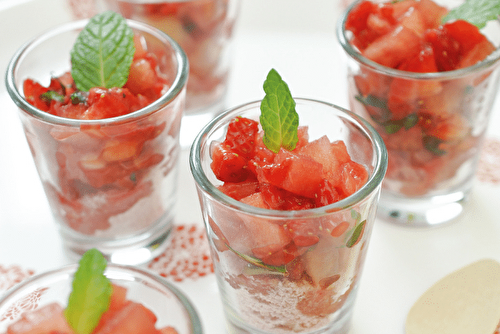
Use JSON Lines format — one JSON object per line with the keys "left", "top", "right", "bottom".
{"left": 477, "top": 138, "right": 500, "bottom": 185}
{"left": 148, "top": 224, "right": 214, "bottom": 282}
{"left": 0, "top": 265, "right": 34, "bottom": 296}
{"left": 0, "top": 287, "right": 48, "bottom": 321}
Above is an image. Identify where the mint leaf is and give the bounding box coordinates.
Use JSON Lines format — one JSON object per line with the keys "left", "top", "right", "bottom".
{"left": 346, "top": 220, "right": 366, "bottom": 248}
{"left": 260, "top": 69, "right": 299, "bottom": 153}
{"left": 65, "top": 248, "right": 112, "bottom": 334}
{"left": 71, "top": 11, "right": 135, "bottom": 91}
{"left": 443, "top": 0, "right": 500, "bottom": 29}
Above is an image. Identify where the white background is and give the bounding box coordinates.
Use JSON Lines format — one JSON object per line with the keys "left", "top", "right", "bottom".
{"left": 1, "top": 0, "right": 500, "bottom": 333}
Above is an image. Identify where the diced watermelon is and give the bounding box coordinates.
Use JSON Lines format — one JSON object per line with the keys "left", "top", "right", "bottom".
{"left": 302, "top": 235, "right": 342, "bottom": 286}
{"left": 417, "top": 0, "right": 448, "bottom": 29}
{"left": 158, "top": 327, "right": 178, "bottom": 334}
{"left": 7, "top": 303, "right": 74, "bottom": 334}
{"left": 337, "top": 161, "right": 369, "bottom": 198}
{"left": 239, "top": 192, "right": 293, "bottom": 263}
{"left": 363, "top": 25, "right": 421, "bottom": 68}
{"left": 94, "top": 302, "right": 158, "bottom": 334}
{"left": 217, "top": 180, "right": 260, "bottom": 200}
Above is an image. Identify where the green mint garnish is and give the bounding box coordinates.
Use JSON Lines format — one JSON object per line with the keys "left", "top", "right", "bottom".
{"left": 70, "top": 11, "right": 135, "bottom": 92}
{"left": 443, "top": 0, "right": 500, "bottom": 29}
{"left": 40, "top": 91, "right": 65, "bottom": 103}
{"left": 65, "top": 248, "right": 112, "bottom": 334}
{"left": 260, "top": 69, "right": 299, "bottom": 153}
{"left": 423, "top": 135, "right": 447, "bottom": 156}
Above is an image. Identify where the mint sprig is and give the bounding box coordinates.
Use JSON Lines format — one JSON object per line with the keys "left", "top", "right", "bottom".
{"left": 260, "top": 69, "right": 299, "bottom": 153}
{"left": 65, "top": 248, "right": 112, "bottom": 334}
{"left": 443, "top": 0, "right": 500, "bottom": 29}
{"left": 70, "top": 11, "right": 135, "bottom": 92}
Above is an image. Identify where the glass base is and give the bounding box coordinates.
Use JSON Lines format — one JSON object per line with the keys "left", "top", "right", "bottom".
{"left": 223, "top": 291, "right": 355, "bottom": 334}
{"left": 377, "top": 190, "right": 470, "bottom": 227}
{"left": 60, "top": 218, "right": 174, "bottom": 265}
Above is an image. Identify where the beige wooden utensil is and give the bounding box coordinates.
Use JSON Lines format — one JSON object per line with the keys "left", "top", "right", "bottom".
{"left": 406, "top": 259, "right": 500, "bottom": 334}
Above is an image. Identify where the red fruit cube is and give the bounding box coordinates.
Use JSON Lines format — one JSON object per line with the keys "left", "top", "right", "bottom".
{"left": 363, "top": 25, "right": 421, "bottom": 68}
{"left": 94, "top": 302, "right": 158, "bottom": 334}
{"left": 223, "top": 117, "right": 259, "bottom": 158}
{"left": 217, "top": 180, "right": 260, "bottom": 200}
{"left": 7, "top": 303, "right": 74, "bottom": 334}
{"left": 337, "top": 161, "right": 369, "bottom": 198}
{"left": 239, "top": 192, "right": 292, "bottom": 259}
{"left": 210, "top": 144, "right": 250, "bottom": 183}
{"left": 258, "top": 150, "right": 324, "bottom": 198}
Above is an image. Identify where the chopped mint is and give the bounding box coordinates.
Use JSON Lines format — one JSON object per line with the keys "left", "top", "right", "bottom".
{"left": 443, "top": 0, "right": 500, "bottom": 29}
{"left": 65, "top": 248, "right": 112, "bottom": 334}
{"left": 40, "top": 91, "right": 65, "bottom": 103}
{"left": 70, "top": 11, "right": 135, "bottom": 91}
{"left": 260, "top": 69, "right": 299, "bottom": 153}
{"left": 346, "top": 220, "right": 366, "bottom": 248}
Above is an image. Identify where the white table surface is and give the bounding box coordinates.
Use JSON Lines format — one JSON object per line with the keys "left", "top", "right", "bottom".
{"left": 1, "top": 0, "right": 500, "bottom": 333}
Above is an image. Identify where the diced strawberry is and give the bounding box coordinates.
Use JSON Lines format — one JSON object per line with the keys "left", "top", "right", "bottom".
{"left": 345, "top": 0, "right": 380, "bottom": 50}
{"left": 85, "top": 87, "right": 142, "bottom": 120}
{"left": 424, "top": 26, "right": 461, "bottom": 72}
{"left": 444, "top": 20, "right": 488, "bottom": 55}
{"left": 259, "top": 183, "right": 315, "bottom": 211}
{"left": 210, "top": 144, "right": 250, "bottom": 183}
{"left": 314, "top": 178, "right": 341, "bottom": 207}
{"left": 458, "top": 39, "right": 496, "bottom": 69}
{"left": 258, "top": 243, "right": 297, "bottom": 267}
{"left": 283, "top": 219, "right": 320, "bottom": 248}
{"left": 424, "top": 113, "right": 469, "bottom": 143}
{"left": 23, "top": 79, "right": 51, "bottom": 112}
{"left": 223, "top": 117, "right": 259, "bottom": 158}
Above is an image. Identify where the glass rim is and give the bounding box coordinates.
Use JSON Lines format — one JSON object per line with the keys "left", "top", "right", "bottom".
{"left": 189, "top": 98, "right": 388, "bottom": 218}
{"left": 336, "top": 1, "right": 500, "bottom": 81}
{"left": 4, "top": 18, "right": 189, "bottom": 127}
{"left": 0, "top": 263, "right": 203, "bottom": 334}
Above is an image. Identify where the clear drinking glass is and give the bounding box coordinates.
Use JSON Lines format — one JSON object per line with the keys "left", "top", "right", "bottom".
{"left": 5, "top": 19, "right": 189, "bottom": 264}
{"left": 337, "top": 0, "right": 500, "bottom": 226}
{"left": 0, "top": 264, "right": 203, "bottom": 334}
{"left": 94, "top": 0, "right": 242, "bottom": 146}
{"left": 190, "top": 99, "right": 387, "bottom": 334}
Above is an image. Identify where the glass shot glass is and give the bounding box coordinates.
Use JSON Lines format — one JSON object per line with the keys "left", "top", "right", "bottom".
{"left": 337, "top": 0, "right": 500, "bottom": 226}
{"left": 5, "top": 19, "right": 189, "bottom": 264}
{"left": 94, "top": 0, "right": 242, "bottom": 146}
{"left": 189, "top": 99, "right": 387, "bottom": 334}
{"left": 0, "top": 264, "right": 203, "bottom": 334}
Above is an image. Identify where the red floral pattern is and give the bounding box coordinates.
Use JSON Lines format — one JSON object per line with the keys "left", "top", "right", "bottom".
{"left": 477, "top": 138, "right": 500, "bottom": 185}
{"left": 0, "top": 265, "right": 34, "bottom": 296}
{"left": 0, "top": 287, "right": 48, "bottom": 321}
{"left": 148, "top": 224, "right": 214, "bottom": 282}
